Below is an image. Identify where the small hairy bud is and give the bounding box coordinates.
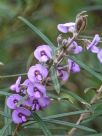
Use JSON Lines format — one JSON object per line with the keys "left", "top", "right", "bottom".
{"left": 62, "top": 39, "right": 68, "bottom": 47}
{"left": 83, "top": 39, "right": 91, "bottom": 47}
{"left": 75, "top": 11, "right": 88, "bottom": 33}
{"left": 57, "top": 34, "right": 63, "bottom": 46}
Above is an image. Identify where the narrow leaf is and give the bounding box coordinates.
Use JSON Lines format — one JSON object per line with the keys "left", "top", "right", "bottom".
{"left": 23, "top": 110, "right": 88, "bottom": 127}
{"left": 4, "top": 98, "right": 12, "bottom": 135}
{"left": 44, "top": 110, "right": 89, "bottom": 120}
{"left": 32, "top": 113, "right": 52, "bottom": 136}
{"left": 46, "top": 119, "right": 96, "bottom": 133}
{"left": 23, "top": 118, "right": 96, "bottom": 133}
{"left": 0, "top": 121, "right": 12, "bottom": 136}
{"left": 0, "top": 73, "right": 27, "bottom": 79}
{"left": 0, "top": 90, "right": 11, "bottom": 96}
{"left": 62, "top": 88, "right": 91, "bottom": 107}
{"left": 84, "top": 87, "right": 96, "bottom": 94}
{"left": 51, "top": 66, "right": 60, "bottom": 94}
{"left": 18, "top": 16, "right": 56, "bottom": 52}
{"left": 0, "top": 111, "right": 10, "bottom": 118}
{"left": 82, "top": 110, "right": 102, "bottom": 124}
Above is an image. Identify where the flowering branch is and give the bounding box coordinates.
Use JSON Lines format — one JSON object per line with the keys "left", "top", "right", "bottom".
{"left": 5, "top": 10, "right": 102, "bottom": 136}
{"left": 68, "top": 85, "right": 102, "bottom": 136}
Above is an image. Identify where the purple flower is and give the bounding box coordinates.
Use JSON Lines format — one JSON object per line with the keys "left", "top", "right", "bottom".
{"left": 22, "top": 79, "right": 32, "bottom": 86}
{"left": 22, "top": 97, "right": 33, "bottom": 108}
{"left": 57, "top": 67, "right": 69, "bottom": 81}
{"left": 27, "top": 83, "right": 46, "bottom": 98}
{"left": 10, "top": 76, "right": 21, "bottom": 93}
{"left": 57, "top": 22, "right": 75, "bottom": 33}
{"left": 68, "top": 59, "right": 80, "bottom": 73}
{"left": 12, "top": 107, "right": 31, "bottom": 124}
{"left": 68, "top": 38, "right": 83, "bottom": 54}
{"left": 34, "top": 45, "right": 52, "bottom": 62}
{"left": 20, "top": 79, "right": 33, "bottom": 94}
{"left": 27, "top": 64, "right": 48, "bottom": 83}
{"left": 30, "top": 96, "right": 50, "bottom": 111}
{"left": 87, "top": 34, "right": 100, "bottom": 53}
{"left": 7, "top": 94, "right": 22, "bottom": 109}
{"left": 97, "top": 49, "right": 102, "bottom": 63}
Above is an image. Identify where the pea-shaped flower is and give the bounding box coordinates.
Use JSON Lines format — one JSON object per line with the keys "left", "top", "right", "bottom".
{"left": 22, "top": 79, "right": 32, "bottom": 87}
{"left": 27, "top": 83, "right": 46, "bottom": 98}
{"left": 87, "top": 34, "right": 100, "bottom": 53}
{"left": 57, "top": 67, "right": 69, "bottom": 81}
{"left": 10, "top": 76, "right": 21, "bottom": 93}
{"left": 68, "top": 38, "right": 83, "bottom": 54}
{"left": 7, "top": 94, "right": 22, "bottom": 109}
{"left": 57, "top": 22, "right": 75, "bottom": 33}
{"left": 30, "top": 96, "right": 50, "bottom": 111}
{"left": 68, "top": 59, "right": 80, "bottom": 73}
{"left": 12, "top": 107, "right": 31, "bottom": 124}
{"left": 27, "top": 64, "right": 48, "bottom": 83}
{"left": 34, "top": 45, "right": 52, "bottom": 62}
{"left": 20, "top": 79, "right": 33, "bottom": 94}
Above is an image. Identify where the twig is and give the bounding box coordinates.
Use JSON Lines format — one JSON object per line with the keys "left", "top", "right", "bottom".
{"left": 68, "top": 85, "right": 102, "bottom": 136}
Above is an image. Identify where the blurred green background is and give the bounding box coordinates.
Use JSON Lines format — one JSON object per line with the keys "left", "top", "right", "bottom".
{"left": 0, "top": 0, "right": 102, "bottom": 135}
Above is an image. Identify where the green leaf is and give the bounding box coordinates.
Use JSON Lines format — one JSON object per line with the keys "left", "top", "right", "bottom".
{"left": 44, "top": 110, "right": 89, "bottom": 120}
{"left": 23, "top": 118, "right": 96, "bottom": 133}
{"left": 50, "top": 66, "right": 60, "bottom": 94}
{"left": 0, "top": 121, "right": 12, "bottom": 136}
{"left": 0, "top": 90, "right": 11, "bottom": 96}
{"left": 84, "top": 87, "right": 96, "bottom": 94}
{"left": 0, "top": 73, "right": 27, "bottom": 79}
{"left": 62, "top": 88, "right": 91, "bottom": 107}
{"left": 4, "top": 98, "right": 12, "bottom": 136}
{"left": 46, "top": 119, "right": 96, "bottom": 133}
{"left": 69, "top": 56, "right": 102, "bottom": 82}
{"left": 18, "top": 16, "right": 56, "bottom": 52}
{"left": 0, "top": 111, "right": 10, "bottom": 118}
{"left": 47, "top": 92, "right": 61, "bottom": 99}
{"left": 61, "top": 92, "right": 74, "bottom": 103}
{"left": 82, "top": 110, "right": 102, "bottom": 124}
{"left": 23, "top": 110, "right": 88, "bottom": 127}
{"left": 64, "top": 100, "right": 80, "bottom": 110}
{"left": 32, "top": 112, "right": 52, "bottom": 136}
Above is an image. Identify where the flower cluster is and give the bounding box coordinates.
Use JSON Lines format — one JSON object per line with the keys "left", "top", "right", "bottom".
{"left": 57, "top": 23, "right": 101, "bottom": 63}
{"left": 7, "top": 11, "right": 101, "bottom": 124}
{"left": 7, "top": 65, "right": 50, "bottom": 124}
{"left": 7, "top": 44, "right": 81, "bottom": 124}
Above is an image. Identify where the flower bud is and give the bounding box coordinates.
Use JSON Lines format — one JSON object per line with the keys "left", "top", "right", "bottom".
{"left": 57, "top": 34, "right": 63, "bottom": 46}
{"left": 62, "top": 39, "right": 68, "bottom": 47}
{"left": 75, "top": 11, "right": 88, "bottom": 33}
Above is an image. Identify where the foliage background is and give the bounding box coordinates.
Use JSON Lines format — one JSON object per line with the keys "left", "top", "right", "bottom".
{"left": 0, "top": 0, "right": 102, "bottom": 135}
